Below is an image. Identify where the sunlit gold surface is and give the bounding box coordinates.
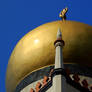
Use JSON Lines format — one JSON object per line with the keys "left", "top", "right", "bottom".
{"left": 6, "top": 21, "right": 92, "bottom": 92}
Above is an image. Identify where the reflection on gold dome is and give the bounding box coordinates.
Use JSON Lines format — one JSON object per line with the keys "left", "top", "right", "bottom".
{"left": 6, "top": 20, "right": 92, "bottom": 92}
{"left": 34, "top": 39, "right": 39, "bottom": 44}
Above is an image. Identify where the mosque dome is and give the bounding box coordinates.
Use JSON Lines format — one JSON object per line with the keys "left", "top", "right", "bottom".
{"left": 6, "top": 20, "right": 92, "bottom": 92}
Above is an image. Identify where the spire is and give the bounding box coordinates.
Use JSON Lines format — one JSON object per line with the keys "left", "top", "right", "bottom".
{"left": 57, "top": 28, "right": 62, "bottom": 39}
{"left": 54, "top": 28, "right": 64, "bottom": 68}
{"left": 54, "top": 28, "right": 64, "bottom": 48}
{"left": 53, "top": 28, "right": 66, "bottom": 92}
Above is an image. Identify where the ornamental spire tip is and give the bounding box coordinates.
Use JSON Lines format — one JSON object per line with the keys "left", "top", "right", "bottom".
{"left": 59, "top": 7, "right": 68, "bottom": 21}
{"left": 57, "top": 28, "right": 62, "bottom": 39}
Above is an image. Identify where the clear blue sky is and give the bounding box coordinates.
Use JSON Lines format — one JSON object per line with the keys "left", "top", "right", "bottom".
{"left": 0, "top": 0, "right": 92, "bottom": 92}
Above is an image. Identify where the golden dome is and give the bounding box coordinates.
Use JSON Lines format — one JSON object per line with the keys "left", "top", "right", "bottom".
{"left": 6, "top": 20, "right": 92, "bottom": 92}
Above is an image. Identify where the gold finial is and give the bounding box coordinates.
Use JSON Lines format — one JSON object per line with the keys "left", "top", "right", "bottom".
{"left": 59, "top": 7, "right": 68, "bottom": 21}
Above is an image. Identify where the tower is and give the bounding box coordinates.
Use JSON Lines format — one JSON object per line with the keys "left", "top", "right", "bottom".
{"left": 6, "top": 8, "right": 92, "bottom": 92}
{"left": 53, "top": 28, "right": 65, "bottom": 92}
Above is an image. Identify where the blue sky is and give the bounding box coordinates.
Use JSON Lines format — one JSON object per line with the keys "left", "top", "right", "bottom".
{"left": 0, "top": 0, "right": 92, "bottom": 92}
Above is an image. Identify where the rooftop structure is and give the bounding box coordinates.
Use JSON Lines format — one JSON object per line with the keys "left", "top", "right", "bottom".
{"left": 6, "top": 8, "right": 92, "bottom": 92}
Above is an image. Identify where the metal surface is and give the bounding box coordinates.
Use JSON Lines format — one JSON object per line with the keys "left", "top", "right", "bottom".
{"left": 59, "top": 7, "right": 68, "bottom": 20}
{"left": 6, "top": 21, "right": 92, "bottom": 92}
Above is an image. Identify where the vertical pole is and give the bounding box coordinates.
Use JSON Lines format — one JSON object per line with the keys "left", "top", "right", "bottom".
{"left": 53, "top": 28, "right": 66, "bottom": 92}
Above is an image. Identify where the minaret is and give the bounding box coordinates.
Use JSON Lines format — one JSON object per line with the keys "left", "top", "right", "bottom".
{"left": 53, "top": 28, "right": 66, "bottom": 92}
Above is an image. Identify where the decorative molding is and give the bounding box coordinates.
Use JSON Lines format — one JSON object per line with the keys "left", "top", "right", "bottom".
{"left": 30, "top": 68, "right": 92, "bottom": 92}
{"left": 15, "top": 65, "right": 92, "bottom": 92}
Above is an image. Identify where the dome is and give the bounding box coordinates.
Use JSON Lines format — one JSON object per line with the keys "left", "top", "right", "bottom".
{"left": 6, "top": 20, "right": 92, "bottom": 92}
